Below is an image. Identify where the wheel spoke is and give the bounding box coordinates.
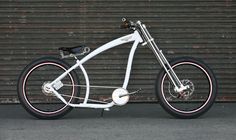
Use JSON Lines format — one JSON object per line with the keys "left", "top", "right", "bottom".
{"left": 156, "top": 58, "right": 217, "bottom": 118}
{"left": 18, "top": 57, "right": 79, "bottom": 119}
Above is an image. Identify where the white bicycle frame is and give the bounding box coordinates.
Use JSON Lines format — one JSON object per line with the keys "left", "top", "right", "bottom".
{"left": 46, "top": 21, "right": 187, "bottom": 109}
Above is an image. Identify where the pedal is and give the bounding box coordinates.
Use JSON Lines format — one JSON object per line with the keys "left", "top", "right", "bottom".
{"left": 119, "top": 88, "right": 142, "bottom": 98}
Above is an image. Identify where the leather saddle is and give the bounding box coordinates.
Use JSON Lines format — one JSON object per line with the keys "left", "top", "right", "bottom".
{"left": 58, "top": 45, "right": 86, "bottom": 54}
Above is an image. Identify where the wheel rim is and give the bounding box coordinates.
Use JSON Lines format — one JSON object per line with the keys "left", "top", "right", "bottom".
{"left": 22, "top": 62, "right": 75, "bottom": 115}
{"left": 161, "top": 61, "right": 213, "bottom": 114}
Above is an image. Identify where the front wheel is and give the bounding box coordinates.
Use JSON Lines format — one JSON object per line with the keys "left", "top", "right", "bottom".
{"left": 156, "top": 57, "right": 217, "bottom": 119}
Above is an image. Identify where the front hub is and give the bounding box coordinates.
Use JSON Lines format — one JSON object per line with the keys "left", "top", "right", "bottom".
{"left": 179, "top": 79, "right": 195, "bottom": 100}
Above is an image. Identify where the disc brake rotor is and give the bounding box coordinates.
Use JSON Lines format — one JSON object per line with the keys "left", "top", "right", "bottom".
{"left": 168, "top": 79, "right": 195, "bottom": 100}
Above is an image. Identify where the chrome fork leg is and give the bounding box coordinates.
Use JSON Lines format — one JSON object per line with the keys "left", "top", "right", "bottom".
{"left": 158, "top": 50, "right": 187, "bottom": 92}
{"left": 137, "top": 21, "right": 186, "bottom": 92}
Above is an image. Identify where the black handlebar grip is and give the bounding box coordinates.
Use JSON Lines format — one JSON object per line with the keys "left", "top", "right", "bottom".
{"left": 120, "top": 18, "right": 130, "bottom": 29}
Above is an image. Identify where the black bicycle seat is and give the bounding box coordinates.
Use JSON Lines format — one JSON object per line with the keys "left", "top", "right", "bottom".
{"left": 58, "top": 45, "right": 86, "bottom": 54}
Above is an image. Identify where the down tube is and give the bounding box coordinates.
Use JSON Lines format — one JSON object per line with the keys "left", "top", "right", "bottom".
{"left": 79, "top": 31, "right": 142, "bottom": 89}
{"left": 122, "top": 40, "right": 140, "bottom": 89}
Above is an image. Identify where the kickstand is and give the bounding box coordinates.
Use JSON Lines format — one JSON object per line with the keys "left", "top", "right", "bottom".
{"left": 100, "top": 108, "right": 110, "bottom": 117}
{"left": 100, "top": 109, "right": 104, "bottom": 117}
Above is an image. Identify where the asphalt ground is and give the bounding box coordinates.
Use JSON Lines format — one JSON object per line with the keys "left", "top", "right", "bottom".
{"left": 0, "top": 103, "right": 235, "bottom": 140}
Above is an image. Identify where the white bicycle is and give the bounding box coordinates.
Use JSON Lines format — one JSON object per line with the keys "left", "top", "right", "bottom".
{"left": 17, "top": 18, "right": 217, "bottom": 119}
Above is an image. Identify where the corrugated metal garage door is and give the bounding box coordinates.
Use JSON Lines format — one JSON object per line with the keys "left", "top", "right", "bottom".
{"left": 0, "top": 0, "right": 235, "bottom": 103}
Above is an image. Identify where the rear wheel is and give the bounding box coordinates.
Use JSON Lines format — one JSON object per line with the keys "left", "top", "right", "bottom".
{"left": 156, "top": 57, "right": 217, "bottom": 119}
{"left": 17, "top": 57, "right": 79, "bottom": 119}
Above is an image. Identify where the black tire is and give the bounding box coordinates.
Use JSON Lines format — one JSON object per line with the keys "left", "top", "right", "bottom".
{"left": 156, "top": 57, "right": 217, "bottom": 119}
{"left": 17, "top": 57, "right": 79, "bottom": 119}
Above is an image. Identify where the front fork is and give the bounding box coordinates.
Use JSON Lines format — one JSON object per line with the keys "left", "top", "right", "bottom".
{"left": 137, "top": 21, "right": 187, "bottom": 92}
{"left": 158, "top": 50, "right": 187, "bottom": 92}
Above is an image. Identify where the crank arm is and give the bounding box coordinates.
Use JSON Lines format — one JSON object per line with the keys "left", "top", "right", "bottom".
{"left": 119, "top": 88, "right": 142, "bottom": 98}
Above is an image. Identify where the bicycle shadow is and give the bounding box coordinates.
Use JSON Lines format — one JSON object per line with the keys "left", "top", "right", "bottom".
{"left": 0, "top": 103, "right": 235, "bottom": 120}
{"left": 66, "top": 103, "right": 236, "bottom": 120}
